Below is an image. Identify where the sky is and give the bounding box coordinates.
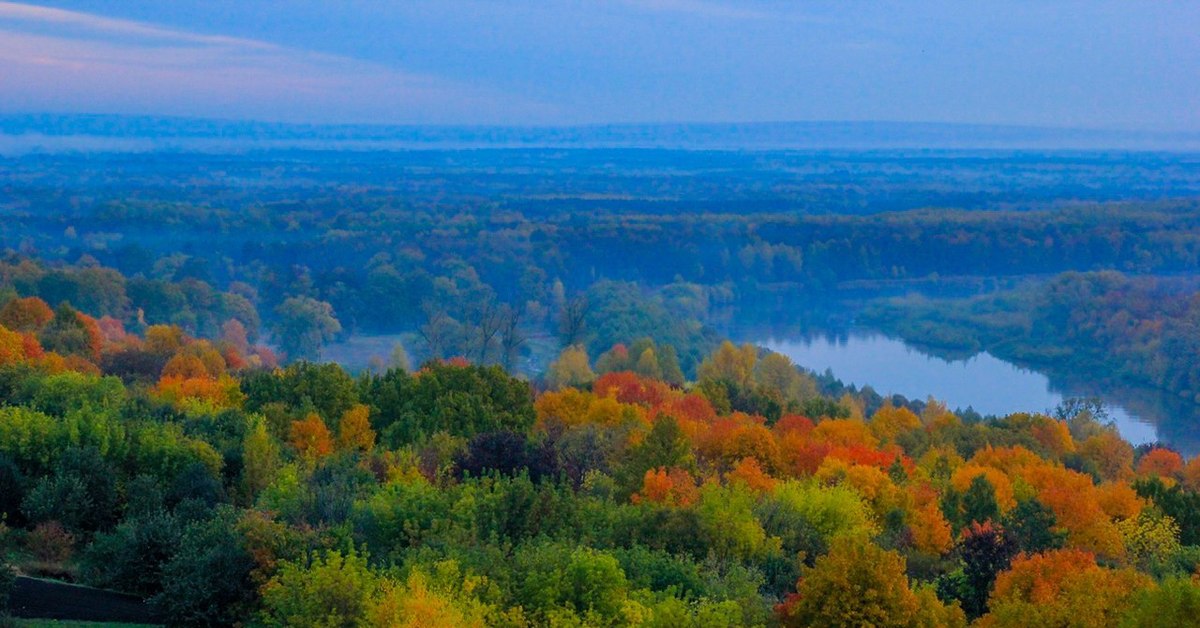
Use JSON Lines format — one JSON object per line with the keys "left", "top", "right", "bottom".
{"left": 1, "top": 1, "right": 1198, "bottom": 130}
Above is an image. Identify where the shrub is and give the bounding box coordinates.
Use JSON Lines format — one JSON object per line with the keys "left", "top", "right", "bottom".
{"left": 26, "top": 521, "right": 74, "bottom": 564}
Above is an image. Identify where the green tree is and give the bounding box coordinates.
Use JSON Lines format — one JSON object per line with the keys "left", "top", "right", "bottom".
{"left": 0, "top": 453, "right": 24, "bottom": 525}
{"left": 150, "top": 508, "right": 257, "bottom": 627}
{"left": 241, "top": 414, "right": 281, "bottom": 502}
{"left": 753, "top": 351, "right": 817, "bottom": 407}
{"left": 242, "top": 362, "right": 359, "bottom": 428}
{"left": 366, "top": 362, "right": 534, "bottom": 446}
{"left": 259, "top": 549, "right": 378, "bottom": 628}
{"left": 617, "top": 415, "right": 694, "bottom": 494}
{"left": 659, "top": 344, "right": 686, "bottom": 387}
{"left": 514, "top": 542, "right": 629, "bottom": 623}
{"left": 697, "top": 341, "right": 757, "bottom": 389}
{"left": 1119, "top": 577, "right": 1200, "bottom": 627}
{"left": 81, "top": 512, "right": 180, "bottom": 596}
{"left": 38, "top": 303, "right": 98, "bottom": 359}
{"left": 271, "top": 297, "right": 341, "bottom": 362}
{"left": 22, "top": 447, "right": 117, "bottom": 533}
{"left": 962, "top": 474, "right": 1000, "bottom": 526}
{"left": 695, "top": 482, "right": 775, "bottom": 562}
{"left": 635, "top": 347, "right": 663, "bottom": 380}
{"left": 1004, "top": 498, "right": 1065, "bottom": 554}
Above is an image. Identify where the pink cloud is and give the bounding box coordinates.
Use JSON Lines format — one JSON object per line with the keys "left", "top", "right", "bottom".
{"left": 0, "top": 1, "right": 555, "bottom": 123}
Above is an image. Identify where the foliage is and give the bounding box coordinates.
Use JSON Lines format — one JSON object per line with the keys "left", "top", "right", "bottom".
{"left": 777, "top": 535, "right": 965, "bottom": 627}
{"left": 1119, "top": 577, "right": 1200, "bottom": 628}
{"left": 150, "top": 508, "right": 258, "bottom": 626}
{"left": 365, "top": 362, "right": 534, "bottom": 446}
{"left": 545, "top": 344, "right": 595, "bottom": 390}
{"left": 980, "top": 549, "right": 1151, "bottom": 627}
{"left": 259, "top": 549, "right": 378, "bottom": 627}
{"left": 0, "top": 281, "right": 1196, "bottom": 624}
{"left": 271, "top": 297, "right": 341, "bottom": 362}
{"left": 81, "top": 512, "right": 180, "bottom": 596}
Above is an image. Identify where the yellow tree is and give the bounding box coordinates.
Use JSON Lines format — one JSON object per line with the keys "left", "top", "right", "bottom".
{"left": 870, "top": 403, "right": 922, "bottom": 443}
{"left": 697, "top": 341, "right": 757, "bottom": 388}
{"left": 777, "top": 535, "right": 965, "bottom": 627}
{"left": 634, "top": 347, "right": 662, "bottom": 380}
{"left": 545, "top": 345, "right": 595, "bottom": 390}
{"left": 753, "top": 351, "right": 818, "bottom": 406}
{"left": 336, "top": 404, "right": 376, "bottom": 453}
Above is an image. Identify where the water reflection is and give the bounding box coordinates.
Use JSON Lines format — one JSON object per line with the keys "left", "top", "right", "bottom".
{"left": 757, "top": 332, "right": 1200, "bottom": 455}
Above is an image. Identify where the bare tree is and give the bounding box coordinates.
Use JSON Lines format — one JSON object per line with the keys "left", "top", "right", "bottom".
{"left": 418, "top": 303, "right": 451, "bottom": 360}
{"left": 471, "top": 297, "right": 504, "bottom": 364}
{"left": 558, "top": 294, "right": 589, "bottom": 347}
{"left": 499, "top": 303, "right": 526, "bottom": 372}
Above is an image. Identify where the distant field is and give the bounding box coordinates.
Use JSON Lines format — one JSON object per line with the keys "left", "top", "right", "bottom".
{"left": 319, "top": 333, "right": 416, "bottom": 372}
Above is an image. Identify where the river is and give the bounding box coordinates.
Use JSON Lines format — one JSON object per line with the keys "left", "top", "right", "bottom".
{"left": 758, "top": 332, "right": 1200, "bottom": 454}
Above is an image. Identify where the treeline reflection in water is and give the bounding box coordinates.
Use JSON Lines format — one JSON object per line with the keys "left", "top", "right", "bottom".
{"left": 753, "top": 331, "right": 1200, "bottom": 456}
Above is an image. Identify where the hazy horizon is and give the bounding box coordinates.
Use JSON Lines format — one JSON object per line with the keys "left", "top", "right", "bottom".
{"left": 2, "top": 1, "right": 1197, "bottom": 132}
{"left": 4, "top": 115, "right": 1200, "bottom": 154}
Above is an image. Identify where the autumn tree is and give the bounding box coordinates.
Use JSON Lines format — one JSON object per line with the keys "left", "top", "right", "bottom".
{"left": 870, "top": 403, "right": 922, "bottom": 444}
{"left": 336, "top": 404, "right": 376, "bottom": 453}
{"left": 778, "top": 535, "right": 965, "bottom": 627}
{"left": 594, "top": 343, "right": 631, "bottom": 375}
{"left": 698, "top": 341, "right": 757, "bottom": 389}
{"left": 367, "top": 570, "right": 488, "bottom": 628}
{"left": 0, "top": 324, "right": 38, "bottom": 366}
{"left": 221, "top": 319, "right": 251, "bottom": 355}
{"left": 389, "top": 342, "right": 411, "bottom": 372}
{"left": 1117, "top": 510, "right": 1181, "bottom": 568}
{"left": 753, "top": 351, "right": 818, "bottom": 407}
{"left": 1136, "top": 447, "right": 1183, "bottom": 479}
{"left": 289, "top": 414, "right": 333, "bottom": 461}
{"left": 545, "top": 345, "right": 595, "bottom": 390}
{"left": 617, "top": 415, "right": 694, "bottom": 495}
{"left": 0, "top": 296, "right": 53, "bottom": 333}
{"left": 981, "top": 549, "right": 1151, "bottom": 627}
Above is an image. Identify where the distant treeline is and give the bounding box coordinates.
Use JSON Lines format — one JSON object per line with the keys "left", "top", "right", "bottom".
{"left": 866, "top": 272, "right": 1200, "bottom": 403}
{"left": 3, "top": 150, "right": 1200, "bottom": 373}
